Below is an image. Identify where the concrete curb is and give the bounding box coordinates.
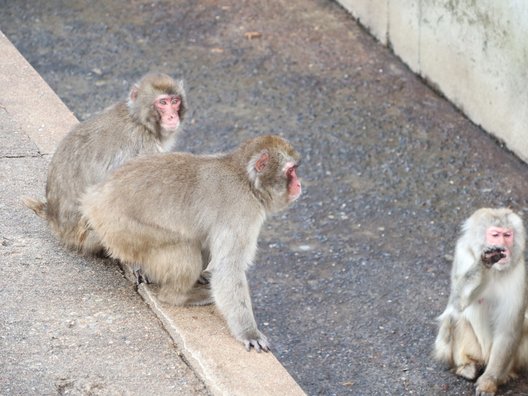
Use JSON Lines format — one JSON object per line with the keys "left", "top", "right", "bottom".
{"left": 0, "top": 32, "right": 77, "bottom": 155}
{"left": 139, "top": 285, "right": 305, "bottom": 396}
{"left": 1, "top": 30, "right": 305, "bottom": 396}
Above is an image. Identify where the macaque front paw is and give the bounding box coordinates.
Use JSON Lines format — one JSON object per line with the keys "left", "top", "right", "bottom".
{"left": 239, "top": 330, "right": 270, "bottom": 353}
{"left": 134, "top": 268, "right": 151, "bottom": 285}
{"left": 481, "top": 246, "right": 506, "bottom": 268}
{"left": 475, "top": 375, "right": 498, "bottom": 396}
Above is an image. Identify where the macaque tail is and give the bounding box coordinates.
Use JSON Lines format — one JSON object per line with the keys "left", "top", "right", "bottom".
{"left": 433, "top": 309, "right": 455, "bottom": 364}
{"left": 21, "top": 196, "right": 48, "bottom": 219}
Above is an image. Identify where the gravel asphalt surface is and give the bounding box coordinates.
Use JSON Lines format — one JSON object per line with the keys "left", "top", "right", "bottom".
{"left": 2, "top": 1, "right": 528, "bottom": 394}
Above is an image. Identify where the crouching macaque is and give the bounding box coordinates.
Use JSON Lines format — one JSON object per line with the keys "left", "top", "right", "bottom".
{"left": 80, "top": 135, "right": 302, "bottom": 351}
{"left": 23, "top": 72, "right": 187, "bottom": 255}
{"left": 434, "top": 208, "right": 528, "bottom": 395}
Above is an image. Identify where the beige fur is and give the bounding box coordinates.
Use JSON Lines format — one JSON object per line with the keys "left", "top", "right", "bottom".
{"left": 434, "top": 208, "right": 527, "bottom": 395}
{"left": 23, "top": 72, "right": 187, "bottom": 255}
{"left": 80, "top": 135, "right": 301, "bottom": 351}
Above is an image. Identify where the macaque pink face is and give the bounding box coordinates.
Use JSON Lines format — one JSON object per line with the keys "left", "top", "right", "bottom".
{"left": 155, "top": 94, "right": 181, "bottom": 130}
{"left": 486, "top": 227, "right": 514, "bottom": 263}
{"left": 285, "top": 162, "right": 301, "bottom": 202}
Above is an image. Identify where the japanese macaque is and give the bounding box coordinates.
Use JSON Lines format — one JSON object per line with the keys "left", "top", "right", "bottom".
{"left": 80, "top": 135, "right": 302, "bottom": 351}
{"left": 23, "top": 72, "right": 187, "bottom": 255}
{"left": 434, "top": 208, "right": 528, "bottom": 395}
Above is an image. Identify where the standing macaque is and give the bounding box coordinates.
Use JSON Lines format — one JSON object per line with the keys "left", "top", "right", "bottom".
{"left": 23, "top": 72, "right": 187, "bottom": 254}
{"left": 434, "top": 208, "right": 528, "bottom": 395}
{"left": 80, "top": 135, "right": 302, "bottom": 351}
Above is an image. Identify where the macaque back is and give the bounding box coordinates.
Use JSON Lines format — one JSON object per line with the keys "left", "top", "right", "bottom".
{"left": 23, "top": 72, "right": 187, "bottom": 254}
{"left": 80, "top": 135, "right": 302, "bottom": 351}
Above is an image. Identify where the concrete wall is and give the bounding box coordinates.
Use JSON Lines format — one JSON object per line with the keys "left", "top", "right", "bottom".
{"left": 337, "top": 0, "right": 528, "bottom": 163}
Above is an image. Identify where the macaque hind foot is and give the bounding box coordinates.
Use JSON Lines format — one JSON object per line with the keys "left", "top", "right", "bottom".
{"left": 134, "top": 268, "right": 151, "bottom": 285}
{"left": 456, "top": 362, "right": 480, "bottom": 380}
{"left": 157, "top": 284, "right": 213, "bottom": 306}
{"left": 475, "top": 375, "right": 498, "bottom": 396}
{"left": 185, "top": 284, "right": 214, "bottom": 306}
{"left": 196, "top": 270, "right": 211, "bottom": 286}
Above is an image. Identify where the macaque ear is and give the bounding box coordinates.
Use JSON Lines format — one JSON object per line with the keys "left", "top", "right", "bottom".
{"left": 129, "top": 85, "right": 139, "bottom": 103}
{"left": 177, "top": 80, "right": 185, "bottom": 92}
{"left": 254, "top": 151, "right": 269, "bottom": 173}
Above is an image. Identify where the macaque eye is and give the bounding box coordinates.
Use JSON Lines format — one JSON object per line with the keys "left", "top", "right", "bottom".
{"left": 171, "top": 97, "right": 181, "bottom": 105}
{"left": 159, "top": 99, "right": 167, "bottom": 106}
{"left": 286, "top": 165, "right": 298, "bottom": 178}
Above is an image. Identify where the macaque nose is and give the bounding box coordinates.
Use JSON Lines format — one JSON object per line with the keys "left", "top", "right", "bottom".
{"left": 492, "top": 233, "right": 505, "bottom": 245}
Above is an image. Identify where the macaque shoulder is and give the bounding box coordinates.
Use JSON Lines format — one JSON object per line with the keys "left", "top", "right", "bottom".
{"left": 176, "top": 155, "right": 257, "bottom": 204}
{"left": 452, "top": 237, "right": 481, "bottom": 273}
{"left": 134, "top": 153, "right": 260, "bottom": 209}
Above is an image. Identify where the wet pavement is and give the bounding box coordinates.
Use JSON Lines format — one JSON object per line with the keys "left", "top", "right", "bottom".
{"left": 2, "top": 0, "right": 528, "bottom": 394}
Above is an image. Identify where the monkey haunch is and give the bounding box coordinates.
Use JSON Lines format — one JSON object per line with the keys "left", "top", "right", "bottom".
{"left": 23, "top": 72, "right": 187, "bottom": 255}
{"left": 434, "top": 208, "right": 528, "bottom": 395}
{"left": 80, "top": 135, "right": 302, "bottom": 352}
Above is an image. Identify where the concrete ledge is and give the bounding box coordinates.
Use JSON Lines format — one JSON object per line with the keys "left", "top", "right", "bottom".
{"left": 0, "top": 32, "right": 77, "bottom": 155}
{"left": 140, "top": 285, "right": 305, "bottom": 395}
{"left": 0, "top": 31, "right": 305, "bottom": 395}
{"left": 337, "top": 0, "right": 528, "bottom": 164}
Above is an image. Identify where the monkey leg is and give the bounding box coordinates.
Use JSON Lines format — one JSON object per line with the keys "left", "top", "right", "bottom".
{"left": 143, "top": 242, "right": 213, "bottom": 306}
{"left": 452, "top": 318, "right": 484, "bottom": 380}
{"left": 60, "top": 213, "right": 106, "bottom": 256}
{"left": 476, "top": 326, "right": 521, "bottom": 395}
{"left": 513, "top": 318, "right": 528, "bottom": 372}
{"left": 76, "top": 227, "right": 106, "bottom": 256}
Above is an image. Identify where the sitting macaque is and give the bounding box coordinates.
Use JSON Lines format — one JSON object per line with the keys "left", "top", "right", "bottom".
{"left": 80, "top": 135, "right": 302, "bottom": 352}
{"left": 434, "top": 207, "right": 528, "bottom": 395}
{"left": 23, "top": 72, "right": 187, "bottom": 254}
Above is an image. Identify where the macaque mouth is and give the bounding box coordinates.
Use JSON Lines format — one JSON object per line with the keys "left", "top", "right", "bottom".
{"left": 482, "top": 246, "right": 509, "bottom": 267}
{"left": 287, "top": 165, "right": 302, "bottom": 201}
{"left": 162, "top": 114, "right": 180, "bottom": 128}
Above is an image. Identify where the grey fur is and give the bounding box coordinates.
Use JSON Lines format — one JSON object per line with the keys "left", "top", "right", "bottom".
{"left": 80, "top": 135, "right": 301, "bottom": 351}
{"left": 23, "top": 72, "right": 187, "bottom": 254}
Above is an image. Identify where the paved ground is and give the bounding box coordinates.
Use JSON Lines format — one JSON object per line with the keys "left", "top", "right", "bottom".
{"left": 0, "top": 101, "right": 209, "bottom": 394}
{"left": 2, "top": 0, "right": 528, "bottom": 394}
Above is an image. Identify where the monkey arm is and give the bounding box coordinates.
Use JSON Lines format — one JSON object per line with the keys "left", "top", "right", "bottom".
{"left": 449, "top": 247, "right": 485, "bottom": 312}
{"left": 453, "top": 245, "right": 504, "bottom": 308}
{"left": 211, "top": 267, "right": 268, "bottom": 350}
{"left": 207, "top": 224, "right": 270, "bottom": 352}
